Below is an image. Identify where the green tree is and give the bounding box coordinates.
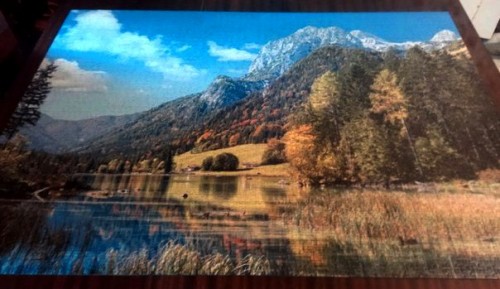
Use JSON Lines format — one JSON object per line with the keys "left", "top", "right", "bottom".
{"left": 369, "top": 68, "right": 423, "bottom": 178}
{"left": 338, "top": 117, "right": 395, "bottom": 184}
{"left": 158, "top": 146, "right": 174, "bottom": 173}
{"left": 201, "top": 156, "right": 214, "bottom": 171}
{"left": 337, "top": 59, "right": 377, "bottom": 122}
{"left": 1, "top": 62, "right": 56, "bottom": 138}
{"left": 0, "top": 135, "right": 28, "bottom": 183}
{"left": 307, "top": 71, "right": 341, "bottom": 143}
{"left": 382, "top": 48, "right": 402, "bottom": 72}
{"left": 429, "top": 52, "right": 499, "bottom": 169}
{"left": 399, "top": 47, "right": 499, "bottom": 174}
{"left": 211, "top": 153, "right": 239, "bottom": 171}
{"left": 415, "top": 127, "right": 464, "bottom": 180}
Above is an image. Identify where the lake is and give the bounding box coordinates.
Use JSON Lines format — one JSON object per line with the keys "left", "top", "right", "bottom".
{"left": 0, "top": 174, "right": 312, "bottom": 275}
{"left": 0, "top": 174, "right": 498, "bottom": 277}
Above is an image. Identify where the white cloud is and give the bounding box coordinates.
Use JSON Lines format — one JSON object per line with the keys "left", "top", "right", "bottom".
{"left": 56, "top": 10, "right": 201, "bottom": 81}
{"left": 243, "top": 42, "right": 262, "bottom": 50}
{"left": 45, "top": 58, "right": 108, "bottom": 92}
{"left": 176, "top": 45, "right": 192, "bottom": 52}
{"left": 207, "top": 41, "right": 257, "bottom": 62}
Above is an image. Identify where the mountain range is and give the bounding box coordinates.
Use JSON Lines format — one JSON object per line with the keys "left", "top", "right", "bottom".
{"left": 23, "top": 27, "right": 461, "bottom": 155}
{"left": 19, "top": 113, "right": 139, "bottom": 153}
{"left": 246, "top": 27, "right": 459, "bottom": 80}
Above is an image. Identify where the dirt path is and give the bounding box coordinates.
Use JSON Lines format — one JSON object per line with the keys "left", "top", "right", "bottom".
{"left": 32, "top": 187, "right": 50, "bottom": 202}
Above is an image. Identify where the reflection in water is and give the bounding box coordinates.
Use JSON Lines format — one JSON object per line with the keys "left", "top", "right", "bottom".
{"left": 77, "top": 174, "right": 173, "bottom": 201}
{"left": 199, "top": 176, "right": 211, "bottom": 195}
{"left": 261, "top": 186, "right": 287, "bottom": 198}
{"left": 0, "top": 175, "right": 311, "bottom": 275}
{"left": 198, "top": 176, "right": 240, "bottom": 200}
{"left": 0, "top": 202, "right": 71, "bottom": 274}
{"left": 0, "top": 199, "right": 186, "bottom": 274}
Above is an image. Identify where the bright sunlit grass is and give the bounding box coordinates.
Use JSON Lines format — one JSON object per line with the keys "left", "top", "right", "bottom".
{"left": 175, "top": 144, "right": 268, "bottom": 170}
{"left": 284, "top": 190, "right": 500, "bottom": 255}
{"left": 174, "top": 144, "right": 289, "bottom": 176}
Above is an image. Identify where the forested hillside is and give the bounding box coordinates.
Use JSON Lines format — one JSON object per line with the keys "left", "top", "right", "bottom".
{"left": 193, "top": 46, "right": 384, "bottom": 152}
{"left": 77, "top": 76, "right": 267, "bottom": 155}
{"left": 77, "top": 93, "right": 205, "bottom": 155}
{"left": 283, "top": 46, "right": 499, "bottom": 184}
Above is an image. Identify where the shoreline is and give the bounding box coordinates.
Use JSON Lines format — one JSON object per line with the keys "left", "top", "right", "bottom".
{"left": 61, "top": 172, "right": 500, "bottom": 196}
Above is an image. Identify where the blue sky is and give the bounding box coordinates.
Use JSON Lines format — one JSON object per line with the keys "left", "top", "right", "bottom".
{"left": 42, "top": 11, "right": 459, "bottom": 120}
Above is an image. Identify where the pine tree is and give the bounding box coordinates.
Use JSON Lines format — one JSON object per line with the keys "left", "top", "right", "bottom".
{"left": 337, "top": 60, "right": 377, "bottom": 122}
{"left": 1, "top": 62, "right": 57, "bottom": 138}
{"left": 307, "top": 71, "right": 341, "bottom": 144}
{"left": 369, "top": 69, "right": 423, "bottom": 178}
{"left": 338, "top": 117, "right": 394, "bottom": 184}
{"left": 309, "top": 71, "right": 339, "bottom": 112}
{"left": 415, "top": 126, "right": 463, "bottom": 180}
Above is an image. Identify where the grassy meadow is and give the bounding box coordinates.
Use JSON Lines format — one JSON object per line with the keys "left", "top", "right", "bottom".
{"left": 281, "top": 188, "right": 500, "bottom": 277}
{"left": 174, "top": 144, "right": 289, "bottom": 177}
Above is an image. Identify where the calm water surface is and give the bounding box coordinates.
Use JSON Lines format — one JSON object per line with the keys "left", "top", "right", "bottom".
{"left": 0, "top": 174, "right": 314, "bottom": 274}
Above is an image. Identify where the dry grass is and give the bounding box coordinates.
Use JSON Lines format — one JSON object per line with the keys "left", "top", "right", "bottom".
{"left": 282, "top": 190, "right": 500, "bottom": 277}
{"left": 284, "top": 191, "right": 500, "bottom": 256}
{"left": 477, "top": 169, "right": 500, "bottom": 183}
{"left": 106, "top": 241, "right": 272, "bottom": 275}
{"left": 435, "top": 178, "right": 500, "bottom": 196}
{"left": 108, "top": 248, "right": 153, "bottom": 274}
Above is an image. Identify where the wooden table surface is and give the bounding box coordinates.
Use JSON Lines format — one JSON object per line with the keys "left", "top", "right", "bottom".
{"left": 0, "top": 0, "right": 498, "bottom": 288}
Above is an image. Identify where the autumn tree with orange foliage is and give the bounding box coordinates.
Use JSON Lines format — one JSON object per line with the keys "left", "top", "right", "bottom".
{"left": 228, "top": 133, "right": 240, "bottom": 147}
{"left": 284, "top": 125, "right": 339, "bottom": 185}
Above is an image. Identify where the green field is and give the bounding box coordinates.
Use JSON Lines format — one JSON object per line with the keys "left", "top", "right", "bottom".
{"left": 174, "top": 144, "right": 289, "bottom": 177}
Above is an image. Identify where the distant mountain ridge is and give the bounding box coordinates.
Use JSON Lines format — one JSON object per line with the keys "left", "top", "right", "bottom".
{"left": 20, "top": 113, "right": 139, "bottom": 153}
{"left": 247, "top": 26, "right": 459, "bottom": 80}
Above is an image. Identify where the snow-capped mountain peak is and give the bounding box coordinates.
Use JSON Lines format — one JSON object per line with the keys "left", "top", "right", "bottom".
{"left": 247, "top": 26, "right": 461, "bottom": 80}
{"left": 430, "top": 30, "right": 459, "bottom": 42}
{"left": 247, "top": 26, "right": 362, "bottom": 79}
{"left": 350, "top": 30, "right": 385, "bottom": 43}
{"left": 349, "top": 30, "right": 395, "bottom": 51}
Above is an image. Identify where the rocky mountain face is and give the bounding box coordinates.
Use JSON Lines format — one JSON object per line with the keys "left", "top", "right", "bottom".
{"left": 247, "top": 26, "right": 460, "bottom": 80}
{"left": 246, "top": 26, "right": 362, "bottom": 80}
{"left": 199, "top": 76, "right": 266, "bottom": 110}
